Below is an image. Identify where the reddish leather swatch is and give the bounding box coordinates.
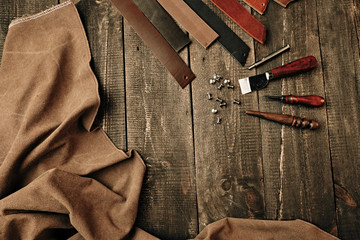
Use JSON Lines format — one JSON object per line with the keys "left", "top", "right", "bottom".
{"left": 274, "top": 0, "right": 296, "bottom": 7}
{"left": 110, "top": 0, "right": 195, "bottom": 88}
{"left": 157, "top": 0, "right": 219, "bottom": 49}
{"left": 210, "top": 0, "right": 266, "bottom": 44}
{"left": 243, "top": 0, "right": 269, "bottom": 15}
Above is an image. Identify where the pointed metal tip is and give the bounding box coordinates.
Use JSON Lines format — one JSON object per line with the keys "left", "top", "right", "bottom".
{"left": 266, "top": 95, "right": 282, "bottom": 100}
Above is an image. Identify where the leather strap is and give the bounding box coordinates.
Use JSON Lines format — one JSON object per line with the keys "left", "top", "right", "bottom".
{"left": 209, "top": 0, "right": 266, "bottom": 44}
{"left": 132, "top": 0, "right": 190, "bottom": 52}
{"left": 273, "top": 0, "right": 296, "bottom": 7}
{"left": 110, "top": 0, "right": 195, "bottom": 88}
{"left": 243, "top": 0, "right": 269, "bottom": 15}
{"left": 157, "top": 0, "right": 219, "bottom": 49}
{"left": 184, "top": 0, "right": 250, "bottom": 66}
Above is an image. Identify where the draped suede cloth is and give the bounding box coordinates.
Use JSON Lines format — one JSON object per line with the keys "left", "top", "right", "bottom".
{"left": 0, "top": 2, "right": 339, "bottom": 240}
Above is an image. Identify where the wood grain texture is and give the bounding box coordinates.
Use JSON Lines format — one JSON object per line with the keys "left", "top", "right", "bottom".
{"left": 123, "top": 14, "right": 198, "bottom": 239}
{"left": 316, "top": 0, "right": 360, "bottom": 239}
{"left": 1, "top": 0, "right": 360, "bottom": 239}
{"left": 254, "top": 0, "right": 336, "bottom": 234}
{"left": 72, "top": 0, "right": 127, "bottom": 149}
{"left": 190, "top": 0, "right": 264, "bottom": 231}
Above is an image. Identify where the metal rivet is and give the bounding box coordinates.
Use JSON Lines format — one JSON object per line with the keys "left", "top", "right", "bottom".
{"left": 220, "top": 102, "right": 227, "bottom": 108}
{"left": 207, "top": 93, "right": 213, "bottom": 100}
{"left": 218, "top": 84, "right": 224, "bottom": 90}
{"left": 216, "top": 97, "right": 224, "bottom": 103}
{"left": 233, "top": 100, "right": 241, "bottom": 105}
{"left": 216, "top": 117, "right": 222, "bottom": 124}
{"left": 227, "top": 85, "right": 234, "bottom": 89}
{"left": 212, "top": 109, "right": 218, "bottom": 114}
{"left": 209, "top": 79, "right": 216, "bottom": 84}
{"left": 224, "top": 79, "right": 231, "bottom": 84}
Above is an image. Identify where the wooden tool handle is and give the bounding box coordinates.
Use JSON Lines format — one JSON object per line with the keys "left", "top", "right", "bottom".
{"left": 271, "top": 56, "right": 317, "bottom": 79}
{"left": 246, "top": 110, "right": 319, "bottom": 130}
{"left": 286, "top": 95, "right": 325, "bottom": 107}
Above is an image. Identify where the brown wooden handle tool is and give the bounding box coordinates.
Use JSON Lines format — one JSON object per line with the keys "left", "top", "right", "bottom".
{"left": 267, "top": 95, "right": 325, "bottom": 107}
{"left": 270, "top": 56, "right": 317, "bottom": 79}
{"left": 246, "top": 110, "right": 319, "bottom": 130}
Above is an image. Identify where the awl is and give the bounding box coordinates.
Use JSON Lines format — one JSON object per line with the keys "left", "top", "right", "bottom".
{"left": 246, "top": 110, "right": 319, "bottom": 130}
{"left": 238, "top": 56, "right": 317, "bottom": 94}
{"left": 267, "top": 95, "right": 325, "bottom": 107}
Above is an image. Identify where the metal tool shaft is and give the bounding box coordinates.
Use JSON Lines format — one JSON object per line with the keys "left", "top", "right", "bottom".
{"left": 248, "top": 44, "right": 290, "bottom": 70}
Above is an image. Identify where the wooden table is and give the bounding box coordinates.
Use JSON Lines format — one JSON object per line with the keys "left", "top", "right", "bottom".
{"left": 1, "top": 0, "right": 359, "bottom": 239}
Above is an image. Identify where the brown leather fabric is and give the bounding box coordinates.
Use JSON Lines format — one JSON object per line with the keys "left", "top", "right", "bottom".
{"left": 194, "top": 218, "right": 339, "bottom": 240}
{"left": 0, "top": 2, "right": 154, "bottom": 239}
{"left": 210, "top": 0, "right": 267, "bottom": 44}
{"left": 274, "top": 0, "right": 296, "bottom": 7}
{"left": 243, "top": 0, "right": 269, "bottom": 15}
{"left": 110, "top": 0, "right": 195, "bottom": 88}
{"left": 157, "top": 0, "right": 219, "bottom": 49}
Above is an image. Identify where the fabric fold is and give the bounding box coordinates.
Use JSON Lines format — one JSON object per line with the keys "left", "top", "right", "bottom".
{"left": 0, "top": 2, "right": 149, "bottom": 239}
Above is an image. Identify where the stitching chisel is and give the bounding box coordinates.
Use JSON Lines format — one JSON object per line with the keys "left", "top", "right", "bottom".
{"left": 266, "top": 95, "right": 325, "bottom": 107}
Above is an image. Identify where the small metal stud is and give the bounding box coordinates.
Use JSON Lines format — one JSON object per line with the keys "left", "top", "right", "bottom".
{"left": 216, "top": 117, "right": 222, "bottom": 124}
{"left": 216, "top": 97, "right": 224, "bottom": 103}
{"left": 212, "top": 109, "right": 218, "bottom": 114}
{"left": 220, "top": 102, "right": 227, "bottom": 108}
{"left": 213, "top": 74, "right": 222, "bottom": 81}
{"left": 207, "top": 93, "right": 213, "bottom": 100}
{"left": 224, "top": 79, "right": 231, "bottom": 84}
{"left": 218, "top": 84, "right": 224, "bottom": 90}
{"left": 209, "top": 79, "right": 216, "bottom": 84}
{"left": 233, "top": 100, "right": 241, "bottom": 105}
{"left": 227, "top": 85, "right": 234, "bottom": 89}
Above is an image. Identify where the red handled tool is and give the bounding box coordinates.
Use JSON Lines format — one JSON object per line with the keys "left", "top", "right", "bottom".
{"left": 266, "top": 95, "right": 325, "bottom": 107}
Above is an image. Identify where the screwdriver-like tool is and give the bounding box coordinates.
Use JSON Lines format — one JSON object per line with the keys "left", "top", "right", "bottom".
{"left": 266, "top": 94, "right": 325, "bottom": 107}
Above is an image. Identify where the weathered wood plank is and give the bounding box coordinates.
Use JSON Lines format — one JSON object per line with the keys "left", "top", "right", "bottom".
{"left": 190, "top": 0, "right": 265, "bottom": 231}
{"left": 123, "top": 17, "right": 198, "bottom": 240}
{"left": 72, "top": 0, "right": 127, "bottom": 149}
{"left": 255, "top": 0, "right": 336, "bottom": 234}
{"left": 316, "top": 0, "right": 360, "bottom": 239}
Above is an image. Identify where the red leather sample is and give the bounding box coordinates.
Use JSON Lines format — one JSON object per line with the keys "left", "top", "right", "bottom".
{"left": 110, "top": 0, "right": 195, "bottom": 88}
{"left": 243, "top": 0, "right": 269, "bottom": 15}
{"left": 210, "top": 0, "right": 267, "bottom": 44}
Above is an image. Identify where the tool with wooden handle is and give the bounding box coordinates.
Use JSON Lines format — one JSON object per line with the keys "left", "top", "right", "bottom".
{"left": 239, "top": 56, "right": 317, "bottom": 94}
{"left": 246, "top": 110, "right": 320, "bottom": 130}
{"left": 267, "top": 95, "right": 325, "bottom": 107}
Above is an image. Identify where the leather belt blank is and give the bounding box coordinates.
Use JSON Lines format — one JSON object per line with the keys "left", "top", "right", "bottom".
{"left": 157, "top": 0, "right": 219, "bottom": 49}
{"left": 110, "top": 0, "right": 195, "bottom": 88}
{"left": 184, "top": 0, "right": 250, "bottom": 66}
{"left": 132, "top": 0, "right": 191, "bottom": 52}
{"left": 210, "top": 0, "right": 267, "bottom": 44}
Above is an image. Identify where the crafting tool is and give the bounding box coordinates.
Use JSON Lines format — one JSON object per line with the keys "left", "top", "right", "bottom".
{"left": 266, "top": 95, "right": 325, "bottom": 107}
{"left": 248, "top": 45, "right": 290, "bottom": 70}
{"left": 238, "top": 56, "right": 317, "bottom": 94}
{"left": 274, "top": 0, "right": 296, "bottom": 7}
{"left": 243, "top": 0, "right": 269, "bottom": 15}
{"left": 246, "top": 110, "right": 319, "bottom": 130}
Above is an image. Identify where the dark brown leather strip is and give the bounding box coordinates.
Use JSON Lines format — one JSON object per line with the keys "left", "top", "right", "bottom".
{"left": 132, "top": 0, "right": 191, "bottom": 52}
{"left": 157, "top": 0, "right": 219, "bottom": 49}
{"left": 210, "top": 0, "right": 267, "bottom": 44}
{"left": 110, "top": 0, "right": 195, "bottom": 88}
